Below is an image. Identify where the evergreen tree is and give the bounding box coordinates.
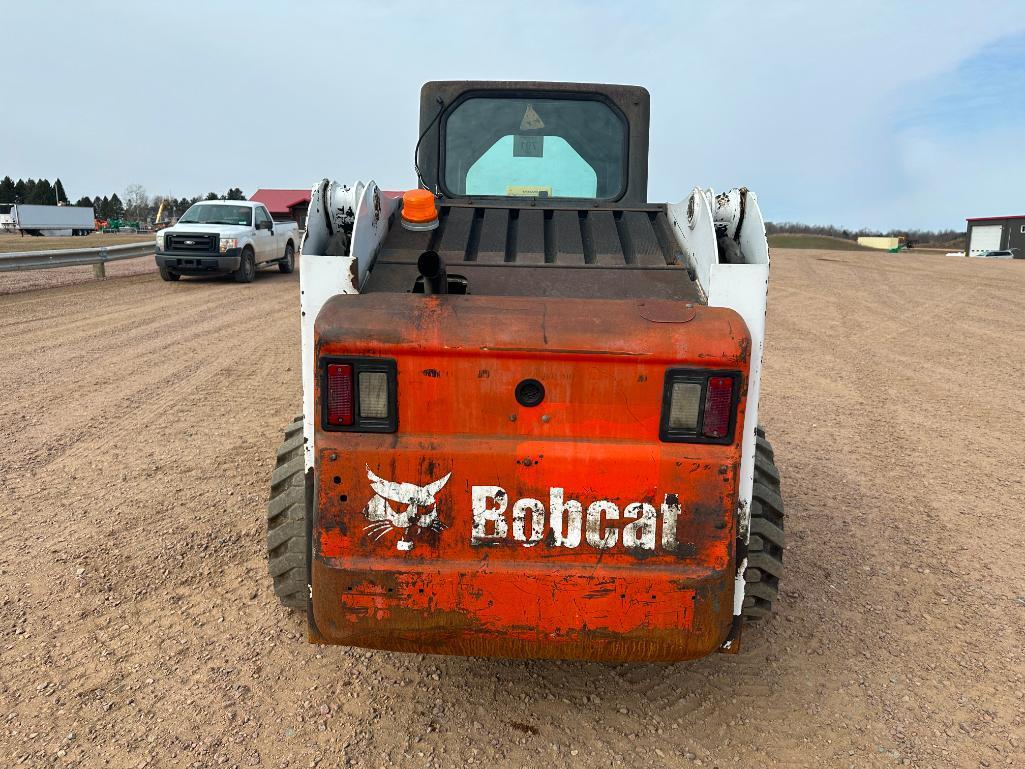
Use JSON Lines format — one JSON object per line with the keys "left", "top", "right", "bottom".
{"left": 0, "top": 176, "right": 15, "bottom": 203}
{"left": 99, "top": 195, "right": 111, "bottom": 219}
{"left": 14, "top": 180, "right": 27, "bottom": 203}
{"left": 54, "top": 178, "right": 68, "bottom": 205}
{"left": 109, "top": 193, "right": 124, "bottom": 217}
{"left": 74, "top": 196, "right": 93, "bottom": 208}
{"left": 29, "top": 179, "right": 54, "bottom": 204}
{"left": 222, "top": 187, "right": 245, "bottom": 201}
{"left": 204, "top": 192, "right": 219, "bottom": 201}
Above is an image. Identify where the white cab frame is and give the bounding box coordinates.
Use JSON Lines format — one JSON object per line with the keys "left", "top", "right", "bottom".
{"left": 300, "top": 180, "right": 769, "bottom": 623}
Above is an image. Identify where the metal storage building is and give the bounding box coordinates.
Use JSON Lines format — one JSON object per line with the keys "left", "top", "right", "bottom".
{"left": 966, "top": 214, "right": 1025, "bottom": 256}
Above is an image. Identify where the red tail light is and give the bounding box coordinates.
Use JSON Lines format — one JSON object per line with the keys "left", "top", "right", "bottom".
{"left": 321, "top": 358, "right": 398, "bottom": 432}
{"left": 702, "top": 376, "right": 734, "bottom": 439}
{"left": 325, "top": 363, "right": 354, "bottom": 426}
{"left": 661, "top": 370, "right": 739, "bottom": 444}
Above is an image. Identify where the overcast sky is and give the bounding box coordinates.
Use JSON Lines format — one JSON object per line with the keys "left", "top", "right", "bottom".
{"left": 4, "top": 1, "right": 1024, "bottom": 230}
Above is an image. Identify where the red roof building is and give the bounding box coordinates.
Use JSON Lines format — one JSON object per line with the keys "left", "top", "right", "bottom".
{"left": 250, "top": 188, "right": 311, "bottom": 228}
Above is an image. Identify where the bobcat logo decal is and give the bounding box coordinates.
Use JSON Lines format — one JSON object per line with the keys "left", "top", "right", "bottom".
{"left": 361, "top": 466, "right": 452, "bottom": 551}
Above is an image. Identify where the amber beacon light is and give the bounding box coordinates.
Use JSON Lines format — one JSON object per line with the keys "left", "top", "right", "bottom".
{"left": 400, "top": 188, "right": 439, "bottom": 231}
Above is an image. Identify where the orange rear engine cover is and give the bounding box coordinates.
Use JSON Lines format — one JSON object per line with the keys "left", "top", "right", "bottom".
{"left": 310, "top": 293, "right": 750, "bottom": 661}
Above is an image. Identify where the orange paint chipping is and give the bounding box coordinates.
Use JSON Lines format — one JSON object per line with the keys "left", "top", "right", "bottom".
{"left": 310, "top": 293, "right": 750, "bottom": 661}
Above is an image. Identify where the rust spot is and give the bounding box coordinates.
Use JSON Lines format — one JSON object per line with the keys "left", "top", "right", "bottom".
{"left": 310, "top": 293, "right": 748, "bottom": 661}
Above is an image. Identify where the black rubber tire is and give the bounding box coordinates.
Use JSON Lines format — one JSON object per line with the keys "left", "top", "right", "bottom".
{"left": 267, "top": 415, "right": 308, "bottom": 609}
{"left": 158, "top": 264, "right": 180, "bottom": 282}
{"left": 742, "top": 425, "right": 785, "bottom": 620}
{"left": 278, "top": 242, "right": 295, "bottom": 273}
{"left": 234, "top": 247, "right": 256, "bottom": 283}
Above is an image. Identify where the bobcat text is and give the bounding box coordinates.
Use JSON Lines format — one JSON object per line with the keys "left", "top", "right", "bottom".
{"left": 470, "top": 486, "right": 683, "bottom": 551}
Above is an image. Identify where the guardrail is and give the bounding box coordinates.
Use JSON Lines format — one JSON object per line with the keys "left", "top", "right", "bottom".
{"left": 0, "top": 241, "right": 155, "bottom": 278}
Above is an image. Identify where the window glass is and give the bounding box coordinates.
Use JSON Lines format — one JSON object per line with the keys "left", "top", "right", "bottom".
{"left": 466, "top": 136, "right": 597, "bottom": 198}
{"left": 444, "top": 97, "right": 625, "bottom": 199}
{"left": 179, "top": 204, "right": 252, "bottom": 226}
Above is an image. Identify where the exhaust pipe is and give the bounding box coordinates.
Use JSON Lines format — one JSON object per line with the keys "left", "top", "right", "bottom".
{"left": 417, "top": 250, "right": 448, "bottom": 295}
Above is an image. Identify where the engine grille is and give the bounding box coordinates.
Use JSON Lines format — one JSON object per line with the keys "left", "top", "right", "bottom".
{"left": 379, "top": 203, "right": 683, "bottom": 267}
{"left": 165, "top": 233, "right": 217, "bottom": 252}
{"left": 365, "top": 201, "right": 702, "bottom": 302}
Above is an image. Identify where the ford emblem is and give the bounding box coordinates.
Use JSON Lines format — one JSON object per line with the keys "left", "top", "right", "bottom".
{"left": 184, "top": 239, "right": 195, "bottom": 245}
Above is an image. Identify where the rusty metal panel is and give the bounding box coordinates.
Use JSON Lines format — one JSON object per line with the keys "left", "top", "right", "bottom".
{"left": 513, "top": 210, "right": 546, "bottom": 264}
{"left": 310, "top": 294, "right": 750, "bottom": 661}
{"left": 588, "top": 210, "right": 624, "bottom": 266}
{"left": 363, "top": 263, "right": 704, "bottom": 302}
{"left": 623, "top": 211, "right": 666, "bottom": 267}
{"left": 476, "top": 208, "right": 508, "bottom": 263}
{"left": 378, "top": 218, "right": 430, "bottom": 262}
{"left": 551, "top": 210, "right": 584, "bottom": 265}
{"left": 436, "top": 206, "right": 475, "bottom": 262}
{"left": 376, "top": 203, "right": 685, "bottom": 270}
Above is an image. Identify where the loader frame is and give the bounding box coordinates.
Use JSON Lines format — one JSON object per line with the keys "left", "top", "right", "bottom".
{"left": 296, "top": 81, "right": 770, "bottom": 642}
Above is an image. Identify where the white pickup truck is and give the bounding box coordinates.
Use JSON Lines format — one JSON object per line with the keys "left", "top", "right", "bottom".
{"left": 155, "top": 200, "right": 299, "bottom": 282}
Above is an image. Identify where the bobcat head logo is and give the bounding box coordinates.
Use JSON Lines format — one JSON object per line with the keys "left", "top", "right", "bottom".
{"left": 362, "top": 465, "right": 452, "bottom": 551}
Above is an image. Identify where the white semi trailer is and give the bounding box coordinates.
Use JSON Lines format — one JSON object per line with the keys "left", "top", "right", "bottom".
{"left": 0, "top": 204, "right": 95, "bottom": 236}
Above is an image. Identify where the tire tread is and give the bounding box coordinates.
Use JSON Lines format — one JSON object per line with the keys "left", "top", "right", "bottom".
{"left": 266, "top": 415, "right": 308, "bottom": 609}
{"left": 742, "top": 426, "right": 785, "bottom": 621}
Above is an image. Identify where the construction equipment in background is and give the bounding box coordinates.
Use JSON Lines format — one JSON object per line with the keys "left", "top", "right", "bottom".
{"left": 101, "top": 218, "right": 140, "bottom": 233}
{"left": 154, "top": 198, "right": 174, "bottom": 230}
{"left": 265, "top": 81, "right": 783, "bottom": 662}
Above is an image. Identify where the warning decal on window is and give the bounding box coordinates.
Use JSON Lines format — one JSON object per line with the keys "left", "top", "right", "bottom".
{"left": 520, "top": 104, "right": 544, "bottom": 130}
{"left": 506, "top": 186, "right": 551, "bottom": 197}
{"left": 513, "top": 135, "right": 544, "bottom": 157}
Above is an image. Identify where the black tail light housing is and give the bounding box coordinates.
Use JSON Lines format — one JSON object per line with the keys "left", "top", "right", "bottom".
{"left": 659, "top": 369, "right": 741, "bottom": 444}
{"left": 320, "top": 357, "right": 397, "bottom": 433}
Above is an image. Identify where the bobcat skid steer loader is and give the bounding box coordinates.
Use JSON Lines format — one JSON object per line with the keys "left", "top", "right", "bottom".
{"left": 266, "top": 81, "right": 784, "bottom": 662}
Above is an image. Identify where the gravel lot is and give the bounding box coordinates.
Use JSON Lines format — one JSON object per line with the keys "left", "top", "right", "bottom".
{"left": 0, "top": 232, "right": 154, "bottom": 253}
{"left": 0, "top": 250, "right": 1022, "bottom": 768}
{"left": 0, "top": 233, "right": 156, "bottom": 295}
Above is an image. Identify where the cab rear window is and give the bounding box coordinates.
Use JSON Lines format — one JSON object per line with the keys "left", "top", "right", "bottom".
{"left": 442, "top": 96, "right": 626, "bottom": 200}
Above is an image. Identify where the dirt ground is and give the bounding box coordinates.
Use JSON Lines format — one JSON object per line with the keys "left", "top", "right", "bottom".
{"left": 0, "top": 233, "right": 157, "bottom": 295}
{"left": 0, "top": 250, "right": 1022, "bottom": 769}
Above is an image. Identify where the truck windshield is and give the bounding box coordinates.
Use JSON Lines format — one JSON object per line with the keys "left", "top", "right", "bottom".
{"left": 179, "top": 204, "right": 252, "bottom": 226}
{"left": 443, "top": 96, "right": 626, "bottom": 199}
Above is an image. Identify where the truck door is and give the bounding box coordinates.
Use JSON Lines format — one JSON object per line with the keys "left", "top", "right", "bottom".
{"left": 253, "top": 205, "right": 275, "bottom": 263}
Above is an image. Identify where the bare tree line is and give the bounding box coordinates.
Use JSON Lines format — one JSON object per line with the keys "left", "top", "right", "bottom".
{"left": 766, "top": 221, "right": 965, "bottom": 246}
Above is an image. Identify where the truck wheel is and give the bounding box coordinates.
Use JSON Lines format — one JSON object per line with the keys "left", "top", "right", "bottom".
{"left": 234, "top": 247, "right": 256, "bottom": 283}
{"left": 742, "top": 425, "right": 785, "bottom": 620}
{"left": 267, "top": 415, "right": 309, "bottom": 609}
{"left": 158, "top": 264, "right": 180, "bottom": 282}
{"left": 278, "top": 242, "right": 295, "bottom": 273}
